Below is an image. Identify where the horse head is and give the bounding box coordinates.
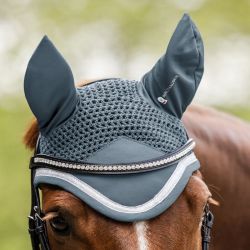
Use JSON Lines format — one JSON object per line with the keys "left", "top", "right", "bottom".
{"left": 24, "top": 14, "right": 215, "bottom": 250}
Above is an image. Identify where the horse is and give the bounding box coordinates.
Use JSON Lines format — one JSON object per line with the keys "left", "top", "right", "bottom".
{"left": 23, "top": 100, "right": 250, "bottom": 250}
{"left": 22, "top": 14, "right": 250, "bottom": 250}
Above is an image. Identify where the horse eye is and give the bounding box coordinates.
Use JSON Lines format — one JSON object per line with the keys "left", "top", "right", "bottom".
{"left": 49, "top": 216, "right": 70, "bottom": 235}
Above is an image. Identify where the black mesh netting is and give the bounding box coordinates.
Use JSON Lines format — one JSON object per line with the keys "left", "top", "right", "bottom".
{"left": 39, "top": 79, "right": 187, "bottom": 162}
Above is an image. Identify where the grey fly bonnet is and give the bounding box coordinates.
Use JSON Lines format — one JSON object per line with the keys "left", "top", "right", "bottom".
{"left": 24, "top": 14, "right": 204, "bottom": 222}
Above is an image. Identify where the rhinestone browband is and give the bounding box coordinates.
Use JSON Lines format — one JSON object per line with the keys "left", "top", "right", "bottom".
{"left": 30, "top": 139, "right": 195, "bottom": 174}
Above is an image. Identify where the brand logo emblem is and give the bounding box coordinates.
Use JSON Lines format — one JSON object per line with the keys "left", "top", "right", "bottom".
{"left": 157, "top": 96, "right": 168, "bottom": 104}
{"left": 157, "top": 75, "right": 179, "bottom": 105}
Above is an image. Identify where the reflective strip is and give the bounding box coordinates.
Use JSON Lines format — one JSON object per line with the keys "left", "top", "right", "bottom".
{"left": 35, "top": 153, "right": 197, "bottom": 214}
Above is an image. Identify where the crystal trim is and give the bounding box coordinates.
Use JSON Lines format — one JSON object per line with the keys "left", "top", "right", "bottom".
{"left": 32, "top": 139, "right": 195, "bottom": 173}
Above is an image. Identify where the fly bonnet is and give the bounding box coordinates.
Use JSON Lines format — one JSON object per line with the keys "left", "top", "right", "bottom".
{"left": 25, "top": 14, "right": 213, "bottom": 250}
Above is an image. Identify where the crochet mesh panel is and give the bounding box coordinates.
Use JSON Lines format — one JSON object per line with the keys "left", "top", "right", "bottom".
{"left": 39, "top": 78, "right": 188, "bottom": 162}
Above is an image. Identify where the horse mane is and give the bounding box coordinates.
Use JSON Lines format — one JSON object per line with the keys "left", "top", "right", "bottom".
{"left": 23, "top": 118, "right": 39, "bottom": 150}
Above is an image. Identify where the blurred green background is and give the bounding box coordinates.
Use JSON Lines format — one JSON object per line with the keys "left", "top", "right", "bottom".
{"left": 0, "top": 0, "right": 249, "bottom": 249}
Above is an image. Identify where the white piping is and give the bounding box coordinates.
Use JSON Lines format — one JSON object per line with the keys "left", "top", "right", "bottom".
{"left": 35, "top": 153, "right": 197, "bottom": 214}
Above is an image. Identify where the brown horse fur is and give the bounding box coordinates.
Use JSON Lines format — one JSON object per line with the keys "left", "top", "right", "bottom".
{"left": 23, "top": 81, "right": 250, "bottom": 249}
{"left": 184, "top": 105, "right": 250, "bottom": 250}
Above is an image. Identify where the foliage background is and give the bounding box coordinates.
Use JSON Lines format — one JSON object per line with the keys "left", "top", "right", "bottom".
{"left": 0, "top": 0, "right": 249, "bottom": 249}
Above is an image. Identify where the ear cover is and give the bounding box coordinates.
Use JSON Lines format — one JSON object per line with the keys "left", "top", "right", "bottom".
{"left": 141, "top": 14, "right": 204, "bottom": 118}
{"left": 24, "top": 36, "right": 77, "bottom": 135}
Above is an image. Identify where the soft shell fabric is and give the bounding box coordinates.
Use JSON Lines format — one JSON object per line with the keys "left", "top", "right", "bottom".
{"left": 24, "top": 36, "right": 77, "bottom": 135}
{"left": 141, "top": 14, "right": 204, "bottom": 118}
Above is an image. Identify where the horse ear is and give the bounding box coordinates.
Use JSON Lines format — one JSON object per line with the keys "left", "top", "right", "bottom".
{"left": 24, "top": 36, "right": 77, "bottom": 135}
{"left": 141, "top": 14, "right": 204, "bottom": 118}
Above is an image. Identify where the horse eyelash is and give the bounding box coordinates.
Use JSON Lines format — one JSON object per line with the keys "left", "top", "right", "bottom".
{"left": 42, "top": 212, "right": 60, "bottom": 221}
{"left": 208, "top": 197, "right": 219, "bottom": 206}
